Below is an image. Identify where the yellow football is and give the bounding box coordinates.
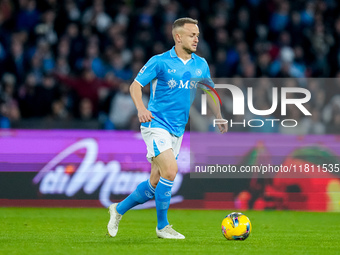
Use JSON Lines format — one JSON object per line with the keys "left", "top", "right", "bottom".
{"left": 221, "top": 212, "right": 252, "bottom": 240}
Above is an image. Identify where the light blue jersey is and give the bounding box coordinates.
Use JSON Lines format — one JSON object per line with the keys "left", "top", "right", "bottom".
{"left": 135, "top": 46, "right": 212, "bottom": 137}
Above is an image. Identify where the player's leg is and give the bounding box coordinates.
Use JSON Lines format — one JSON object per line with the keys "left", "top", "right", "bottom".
{"left": 115, "top": 160, "right": 160, "bottom": 215}
{"left": 150, "top": 160, "right": 161, "bottom": 188}
{"left": 115, "top": 179, "right": 156, "bottom": 215}
{"left": 153, "top": 149, "right": 185, "bottom": 239}
{"left": 107, "top": 160, "right": 160, "bottom": 237}
{"left": 107, "top": 127, "right": 163, "bottom": 236}
{"left": 153, "top": 149, "right": 177, "bottom": 229}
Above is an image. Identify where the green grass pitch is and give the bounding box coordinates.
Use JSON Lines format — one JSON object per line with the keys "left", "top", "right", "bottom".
{"left": 1, "top": 207, "right": 340, "bottom": 255}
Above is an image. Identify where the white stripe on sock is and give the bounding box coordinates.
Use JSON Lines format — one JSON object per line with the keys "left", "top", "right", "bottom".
{"left": 159, "top": 179, "right": 173, "bottom": 187}
{"left": 160, "top": 177, "right": 174, "bottom": 185}
{"left": 148, "top": 180, "right": 155, "bottom": 193}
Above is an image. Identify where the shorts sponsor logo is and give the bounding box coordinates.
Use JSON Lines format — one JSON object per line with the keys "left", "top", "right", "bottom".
{"left": 158, "top": 139, "right": 166, "bottom": 146}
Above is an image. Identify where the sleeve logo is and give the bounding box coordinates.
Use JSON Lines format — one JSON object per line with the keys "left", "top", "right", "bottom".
{"left": 139, "top": 65, "right": 147, "bottom": 74}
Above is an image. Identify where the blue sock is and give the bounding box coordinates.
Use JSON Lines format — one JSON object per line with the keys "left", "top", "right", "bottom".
{"left": 155, "top": 177, "right": 174, "bottom": 230}
{"left": 116, "top": 179, "right": 155, "bottom": 215}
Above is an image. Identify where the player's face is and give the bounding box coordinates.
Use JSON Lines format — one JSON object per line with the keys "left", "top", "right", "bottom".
{"left": 180, "top": 23, "right": 199, "bottom": 53}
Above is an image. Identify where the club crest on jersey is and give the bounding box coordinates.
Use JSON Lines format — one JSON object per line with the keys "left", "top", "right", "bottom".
{"left": 167, "top": 78, "right": 178, "bottom": 89}
{"left": 168, "top": 69, "right": 176, "bottom": 73}
{"left": 195, "top": 69, "right": 202, "bottom": 76}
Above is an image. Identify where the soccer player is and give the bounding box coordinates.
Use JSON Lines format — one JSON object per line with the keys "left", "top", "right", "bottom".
{"left": 107, "top": 17, "right": 228, "bottom": 239}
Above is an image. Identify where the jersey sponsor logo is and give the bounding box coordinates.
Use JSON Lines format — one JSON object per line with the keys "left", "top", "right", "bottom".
{"left": 167, "top": 78, "right": 198, "bottom": 89}
{"left": 166, "top": 79, "right": 200, "bottom": 89}
{"left": 168, "top": 69, "right": 176, "bottom": 73}
{"left": 139, "top": 65, "right": 147, "bottom": 74}
{"left": 158, "top": 139, "right": 166, "bottom": 146}
{"left": 178, "top": 80, "right": 199, "bottom": 89}
{"left": 167, "top": 78, "right": 178, "bottom": 89}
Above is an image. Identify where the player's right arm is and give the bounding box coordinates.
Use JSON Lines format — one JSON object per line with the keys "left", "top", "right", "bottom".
{"left": 130, "top": 55, "right": 159, "bottom": 123}
{"left": 130, "top": 80, "right": 154, "bottom": 123}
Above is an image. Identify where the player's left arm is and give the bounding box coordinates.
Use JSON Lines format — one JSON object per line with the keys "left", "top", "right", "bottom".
{"left": 206, "top": 91, "right": 228, "bottom": 133}
{"left": 203, "top": 61, "right": 228, "bottom": 134}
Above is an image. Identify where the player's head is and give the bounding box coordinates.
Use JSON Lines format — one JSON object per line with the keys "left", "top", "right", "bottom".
{"left": 172, "top": 17, "right": 199, "bottom": 54}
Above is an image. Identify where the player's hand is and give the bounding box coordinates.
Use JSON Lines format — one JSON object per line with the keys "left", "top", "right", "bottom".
{"left": 215, "top": 114, "right": 228, "bottom": 133}
{"left": 217, "top": 123, "right": 228, "bottom": 134}
{"left": 216, "top": 114, "right": 228, "bottom": 133}
{"left": 138, "top": 108, "right": 154, "bottom": 123}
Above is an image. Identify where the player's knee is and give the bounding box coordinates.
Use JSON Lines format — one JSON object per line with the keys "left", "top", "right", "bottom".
{"left": 162, "top": 167, "right": 178, "bottom": 181}
{"left": 167, "top": 172, "right": 177, "bottom": 181}
{"left": 150, "top": 177, "right": 159, "bottom": 188}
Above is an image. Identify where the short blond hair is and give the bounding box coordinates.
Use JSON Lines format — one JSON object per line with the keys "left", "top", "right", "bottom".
{"left": 172, "top": 18, "right": 198, "bottom": 41}
{"left": 172, "top": 17, "right": 198, "bottom": 30}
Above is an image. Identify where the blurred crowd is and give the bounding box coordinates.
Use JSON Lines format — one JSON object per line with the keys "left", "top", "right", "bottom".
{"left": 0, "top": 0, "right": 340, "bottom": 134}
